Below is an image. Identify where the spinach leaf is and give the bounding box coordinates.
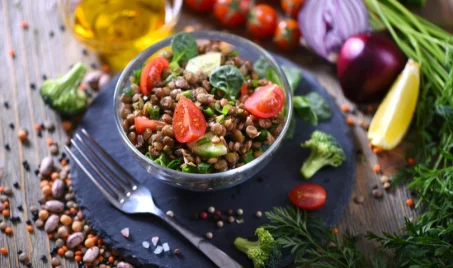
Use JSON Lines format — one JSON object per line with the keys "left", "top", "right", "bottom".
{"left": 244, "top": 150, "right": 255, "bottom": 164}
{"left": 170, "top": 32, "right": 198, "bottom": 68}
{"left": 254, "top": 57, "right": 271, "bottom": 78}
{"left": 293, "top": 96, "right": 318, "bottom": 126}
{"left": 267, "top": 69, "right": 283, "bottom": 88}
{"left": 305, "top": 92, "right": 332, "bottom": 121}
{"left": 197, "top": 163, "right": 213, "bottom": 174}
{"left": 167, "top": 159, "right": 181, "bottom": 170}
{"left": 154, "top": 154, "right": 171, "bottom": 167}
{"left": 282, "top": 66, "right": 302, "bottom": 93}
{"left": 210, "top": 65, "right": 245, "bottom": 98}
{"left": 133, "top": 69, "right": 142, "bottom": 85}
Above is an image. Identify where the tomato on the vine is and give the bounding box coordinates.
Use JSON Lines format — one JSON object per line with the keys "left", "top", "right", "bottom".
{"left": 244, "top": 83, "right": 285, "bottom": 118}
{"left": 281, "top": 0, "right": 305, "bottom": 18}
{"left": 173, "top": 97, "right": 207, "bottom": 143}
{"left": 289, "top": 183, "right": 327, "bottom": 211}
{"left": 185, "top": 0, "right": 216, "bottom": 12}
{"left": 139, "top": 57, "right": 169, "bottom": 96}
{"left": 214, "top": 0, "right": 252, "bottom": 27}
{"left": 248, "top": 4, "right": 278, "bottom": 39}
{"left": 274, "top": 19, "right": 301, "bottom": 50}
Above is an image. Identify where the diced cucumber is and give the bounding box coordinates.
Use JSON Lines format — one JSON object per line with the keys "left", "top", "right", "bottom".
{"left": 185, "top": 52, "right": 222, "bottom": 75}
{"left": 188, "top": 132, "right": 228, "bottom": 158}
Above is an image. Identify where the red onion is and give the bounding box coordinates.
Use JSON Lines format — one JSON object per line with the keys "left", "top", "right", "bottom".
{"left": 337, "top": 32, "right": 407, "bottom": 103}
{"left": 298, "top": 0, "right": 369, "bottom": 62}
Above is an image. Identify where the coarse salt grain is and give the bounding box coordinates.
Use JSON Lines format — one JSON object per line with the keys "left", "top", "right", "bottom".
{"left": 121, "top": 228, "right": 129, "bottom": 238}
{"left": 162, "top": 243, "right": 170, "bottom": 252}
{"left": 154, "top": 245, "right": 163, "bottom": 254}
{"left": 142, "top": 241, "right": 150, "bottom": 249}
{"left": 152, "top": 236, "right": 159, "bottom": 247}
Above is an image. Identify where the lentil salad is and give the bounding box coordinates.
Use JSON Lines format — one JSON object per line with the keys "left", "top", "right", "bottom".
{"left": 118, "top": 32, "right": 287, "bottom": 174}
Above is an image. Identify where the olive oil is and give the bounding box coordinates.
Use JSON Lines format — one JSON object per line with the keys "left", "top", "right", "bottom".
{"left": 72, "top": 0, "right": 176, "bottom": 70}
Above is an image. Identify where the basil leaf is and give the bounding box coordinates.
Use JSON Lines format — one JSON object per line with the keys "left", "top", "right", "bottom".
{"left": 210, "top": 65, "right": 245, "bottom": 98}
{"left": 305, "top": 92, "right": 332, "bottom": 121}
{"left": 133, "top": 69, "right": 142, "bottom": 85}
{"left": 254, "top": 57, "right": 271, "bottom": 78}
{"left": 171, "top": 32, "right": 198, "bottom": 65}
{"left": 293, "top": 96, "right": 318, "bottom": 126}
{"left": 282, "top": 66, "right": 302, "bottom": 93}
{"left": 197, "top": 162, "right": 213, "bottom": 174}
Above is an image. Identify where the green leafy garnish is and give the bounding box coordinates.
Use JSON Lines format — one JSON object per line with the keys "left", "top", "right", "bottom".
{"left": 203, "top": 107, "right": 214, "bottom": 116}
{"left": 181, "top": 164, "right": 197, "bottom": 173}
{"left": 181, "top": 90, "right": 192, "bottom": 98}
{"left": 154, "top": 154, "right": 171, "bottom": 167}
{"left": 169, "top": 32, "right": 198, "bottom": 69}
{"left": 266, "top": 69, "right": 283, "bottom": 88}
{"left": 123, "top": 87, "right": 133, "bottom": 97}
{"left": 227, "top": 50, "right": 240, "bottom": 57}
{"left": 244, "top": 150, "right": 255, "bottom": 164}
{"left": 254, "top": 57, "right": 272, "bottom": 78}
{"left": 133, "top": 68, "right": 142, "bottom": 85}
{"left": 147, "top": 105, "right": 160, "bottom": 120}
{"left": 305, "top": 92, "right": 332, "bottom": 121}
{"left": 282, "top": 66, "right": 302, "bottom": 93}
{"left": 197, "top": 163, "right": 214, "bottom": 174}
{"left": 167, "top": 160, "right": 181, "bottom": 170}
{"left": 293, "top": 96, "right": 318, "bottom": 126}
{"left": 210, "top": 65, "right": 245, "bottom": 98}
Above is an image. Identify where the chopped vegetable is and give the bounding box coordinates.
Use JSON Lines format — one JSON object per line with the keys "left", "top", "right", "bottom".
{"left": 188, "top": 132, "right": 228, "bottom": 158}
{"left": 197, "top": 162, "right": 214, "bottom": 173}
{"left": 185, "top": 52, "right": 222, "bottom": 75}
{"left": 147, "top": 105, "right": 160, "bottom": 119}
{"left": 120, "top": 228, "right": 129, "bottom": 238}
{"left": 142, "top": 241, "right": 150, "bottom": 249}
{"left": 300, "top": 131, "right": 345, "bottom": 179}
{"left": 244, "top": 84, "right": 285, "bottom": 118}
{"left": 173, "top": 97, "right": 207, "bottom": 143}
{"left": 151, "top": 236, "right": 159, "bottom": 247}
{"left": 234, "top": 227, "right": 282, "bottom": 268}
{"left": 40, "top": 63, "right": 87, "bottom": 115}
{"left": 140, "top": 57, "right": 169, "bottom": 95}
{"left": 154, "top": 245, "right": 163, "bottom": 254}
{"left": 209, "top": 65, "right": 245, "bottom": 98}
{"left": 134, "top": 116, "right": 165, "bottom": 134}
{"left": 169, "top": 32, "right": 198, "bottom": 69}
{"left": 298, "top": 0, "right": 369, "bottom": 62}
{"left": 162, "top": 242, "right": 170, "bottom": 252}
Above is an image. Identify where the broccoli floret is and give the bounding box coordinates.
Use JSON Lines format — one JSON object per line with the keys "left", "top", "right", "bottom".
{"left": 300, "top": 131, "right": 345, "bottom": 179}
{"left": 40, "top": 62, "right": 87, "bottom": 115}
{"left": 234, "top": 227, "right": 282, "bottom": 268}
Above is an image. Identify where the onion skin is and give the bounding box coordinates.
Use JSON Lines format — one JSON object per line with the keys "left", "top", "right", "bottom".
{"left": 337, "top": 32, "right": 407, "bottom": 103}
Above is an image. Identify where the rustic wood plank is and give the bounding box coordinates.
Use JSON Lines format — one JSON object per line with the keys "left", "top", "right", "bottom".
{"left": 0, "top": 0, "right": 452, "bottom": 267}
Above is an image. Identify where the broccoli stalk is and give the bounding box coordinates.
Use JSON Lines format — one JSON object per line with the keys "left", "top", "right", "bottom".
{"left": 300, "top": 131, "right": 346, "bottom": 179}
{"left": 40, "top": 62, "right": 88, "bottom": 115}
{"left": 234, "top": 227, "right": 282, "bottom": 268}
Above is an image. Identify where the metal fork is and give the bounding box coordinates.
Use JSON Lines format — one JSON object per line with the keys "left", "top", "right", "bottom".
{"left": 65, "top": 129, "right": 242, "bottom": 268}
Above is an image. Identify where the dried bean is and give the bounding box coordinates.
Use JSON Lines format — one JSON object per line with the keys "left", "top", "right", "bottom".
{"left": 45, "top": 200, "right": 64, "bottom": 213}
{"left": 83, "top": 246, "right": 99, "bottom": 262}
{"left": 51, "top": 179, "right": 64, "bottom": 198}
{"left": 39, "top": 156, "right": 54, "bottom": 176}
{"left": 44, "top": 215, "right": 59, "bottom": 233}
{"left": 66, "top": 232, "right": 84, "bottom": 248}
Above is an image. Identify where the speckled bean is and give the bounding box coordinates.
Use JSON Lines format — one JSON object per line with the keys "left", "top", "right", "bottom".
{"left": 66, "top": 232, "right": 85, "bottom": 248}
{"left": 83, "top": 246, "right": 99, "bottom": 262}
{"left": 51, "top": 179, "right": 64, "bottom": 198}
{"left": 45, "top": 200, "right": 64, "bottom": 213}
{"left": 44, "top": 214, "right": 59, "bottom": 233}
{"left": 39, "top": 156, "right": 54, "bottom": 176}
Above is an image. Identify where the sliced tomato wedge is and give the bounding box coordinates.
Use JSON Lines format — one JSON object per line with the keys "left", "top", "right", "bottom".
{"left": 139, "top": 57, "right": 169, "bottom": 96}
{"left": 173, "top": 97, "right": 207, "bottom": 143}
{"left": 244, "top": 83, "right": 285, "bottom": 118}
{"left": 240, "top": 83, "right": 249, "bottom": 98}
{"left": 134, "top": 116, "right": 165, "bottom": 135}
{"left": 289, "top": 183, "right": 327, "bottom": 211}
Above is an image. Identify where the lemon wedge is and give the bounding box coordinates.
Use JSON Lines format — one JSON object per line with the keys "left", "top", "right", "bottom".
{"left": 368, "top": 59, "right": 420, "bottom": 150}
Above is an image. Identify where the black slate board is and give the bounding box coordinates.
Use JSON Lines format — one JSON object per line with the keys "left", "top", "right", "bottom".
{"left": 70, "top": 55, "right": 355, "bottom": 268}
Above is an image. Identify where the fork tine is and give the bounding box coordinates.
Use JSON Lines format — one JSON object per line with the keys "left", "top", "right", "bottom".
{"left": 80, "top": 129, "right": 139, "bottom": 186}
{"left": 74, "top": 133, "right": 132, "bottom": 194}
{"left": 64, "top": 146, "right": 121, "bottom": 208}
{"left": 70, "top": 140, "right": 126, "bottom": 201}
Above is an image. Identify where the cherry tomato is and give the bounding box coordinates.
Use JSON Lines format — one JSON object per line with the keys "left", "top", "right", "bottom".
{"left": 240, "top": 83, "right": 249, "bottom": 98}
{"left": 248, "top": 4, "right": 278, "bottom": 39}
{"left": 173, "top": 97, "right": 207, "bottom": 143}
{"left": 214, "top": 0, "right": 252, "bottom": 27}
{"left": 289, "top": 183, "right": 327, "bottom": 211}
{"left": 134, "top": 116, "right": 166, "bottom": 135}
{"left": 274, "top": 19, "right": 301, "bottom": 50}
{"left": 139, "top": 57, "right": 169, "bottom": 96}
{"left": 281, "top": 0, "right": 305, "bottom": 18}
{"left": 244, "top": 83, "right": 285, "bottom": 118}
{"left": 185, "top": 0, "right": 216, "bottom": 12}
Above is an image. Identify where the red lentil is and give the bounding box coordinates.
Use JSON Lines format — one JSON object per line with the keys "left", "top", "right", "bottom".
{"left": 61, "top": 121, "right": 73, "bottom": 131}
{"left": 406, "top": 198, "right": 414, "bottom": 207}
{"left": 57, "top": 248, "right": 64, "bottom": 256}
{"left": 2, "top": 210, "right": 9, "bottom": 217}
{"left": 8, "top": 50, "right": 15, "bottom": 58}
{"left": 5, "top": 227, "right": 12, "bottom": 234}
{"left": 341, "top": 104, "right": 350, "bottom": 113}
{"left": 27, "top": 225, "right": 34, "bottom": 232}
{"left": 108, "top": 256, "right": 114, "bottom": 263}
{"left": 346, "top": 117, "right": 354, "bottom": 126}
{"left": 20, "top": 20, "right": 28, "bottom": 29}
{"left": 0, "top": 248, "right": 7, "bottom": 255}
{"left": 34, "top": 124, "right": 42, "bottom": 131}
{"left": 331, "top": 227, "right": 339, "bottom": 234}
{"left": 75, "top": 256, "right": 82, "bottom": 262}
{"left": 373, "top": 164, "right": 381, "bottom": 173}
{"left": 101, "top": 64, "right": 110, "bottom": 72}
{"left": 47, "top": 138, "right": 54, "bottom": 145}
{"left": 373, "top": 148, "right": 383, "bottom": 154}
{"left": 0, "top": 186, "right": 4, "bottom": 193}
{"left": 407, "top": 157, "right": 415, "bottom": 166}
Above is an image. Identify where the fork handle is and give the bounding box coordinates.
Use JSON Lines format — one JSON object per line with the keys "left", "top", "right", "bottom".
{"left": 156, "top": 212, "right": 242, "bottom": 268}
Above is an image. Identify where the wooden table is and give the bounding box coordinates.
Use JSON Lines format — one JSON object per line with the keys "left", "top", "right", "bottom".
{"left": 0, "top": 1, "right": 452, "bottom": 267}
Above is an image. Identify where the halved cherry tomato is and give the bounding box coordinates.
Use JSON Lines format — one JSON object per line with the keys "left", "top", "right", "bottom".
{"left": 248, "top": 4, "right": 278, "bottom": 39}
{"left": 214, "top": 0, "right": 252, "bottom": 28}
{"left": 134, "top": 116, "right": 166, "bottom": 135}
{"left": 244, "top": 83, "right": 285, "bottom": 118}
{"left": 281, "top": 0, "right": 305, "bottom": 18}
{"left": 139, "top": 57, "right": 169, "bottom": 96}
{"left": 274, "top": 19, "right": 301, "bottom": 50}
{"left": 185, "top": 0, "right": 216, "bottom": 12}
{"left": 173, "top": 97, "right": 207, "bottom": 143}
{"left": 240, "top": 83, "right": 249, "bottom": 98}
{"left": 289, "top": 183, "right": 327, "bottom": 211}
